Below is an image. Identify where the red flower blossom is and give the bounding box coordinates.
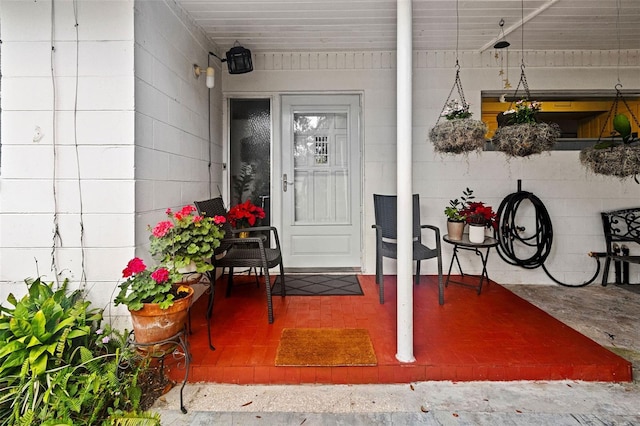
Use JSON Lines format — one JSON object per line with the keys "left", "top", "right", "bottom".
{"left": 122, "top": 257, "right": 146, "bottom": 277}
{"left": 179, "top": 205, "right": 196, "bottom": 216}
{"left": 461, "top": 202, "right": 498, "bottom": 229}
{"left": 151, "top": 267, "right": 170, "bottom": 283}
{"left": 152, "top": 220, "right": 174, "bottom": 238}
{"left": 213, "top": 215, "right": 226, "bottom": 225}
{"left": 228, "top": 200, "right": 266, "bottom": 228}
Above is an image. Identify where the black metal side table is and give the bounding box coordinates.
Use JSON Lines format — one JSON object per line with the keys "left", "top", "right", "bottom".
{"left": 128, "top": 329, "right": 191, "bottom": 414}
{"left": 443, "top": 233, "right": 499, "bottom": 295}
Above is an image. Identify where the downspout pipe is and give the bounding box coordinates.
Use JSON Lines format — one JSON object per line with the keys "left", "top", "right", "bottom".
{"left": 396, "top": 0, "right": 415, "bottom": 364}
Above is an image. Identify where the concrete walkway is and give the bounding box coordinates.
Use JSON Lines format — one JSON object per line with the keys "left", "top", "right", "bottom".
{"left": 156, "top": 380, "right": 640, "bottom": 425}
{"left": 154, "top": 283, "right": 640, "bottom": 425}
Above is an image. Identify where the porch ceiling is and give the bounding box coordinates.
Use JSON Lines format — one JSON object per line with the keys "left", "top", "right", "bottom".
{"left": 176, "top": 0, "right": 640, "bottom": 53}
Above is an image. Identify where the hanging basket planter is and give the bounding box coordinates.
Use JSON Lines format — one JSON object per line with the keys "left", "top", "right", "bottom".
{"left": 490, "top": 65, "right": 560, "bottom": 158}
{"left": 579, "top": 85, "right": 640, "bottom": 182}
{"left": 429, "top": 118, "right": 487, "bottom": 154}
{"left": 492, "top": 122, "right": 561, "bottom": 157}
{"left": 580, "top": 144, "right": 640, "bottom": 180}
{"left": 429, "top": 64, "right": 487, "bottom": 155}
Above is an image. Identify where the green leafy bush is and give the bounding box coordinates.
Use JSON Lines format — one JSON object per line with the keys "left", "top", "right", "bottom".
{"left": 0, "top": 278, "right": 154, "bottom": 425}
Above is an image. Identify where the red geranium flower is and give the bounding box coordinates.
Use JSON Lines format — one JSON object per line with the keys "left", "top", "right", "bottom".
{"left": 122, "top": 257, "right": 146, "bottom": 277}
{"left": 152, "top": 220, "right": 174, "bottom": 238}
{"left": 151, "top": 267, "right": 170, "bottom": 283}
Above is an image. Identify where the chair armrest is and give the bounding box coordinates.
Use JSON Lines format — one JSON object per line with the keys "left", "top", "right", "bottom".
{"left": 420, "top": 224, "right": 442, "bottom": 252}
{"left": 421, "top": 224, "right": 441, "bottom": 239}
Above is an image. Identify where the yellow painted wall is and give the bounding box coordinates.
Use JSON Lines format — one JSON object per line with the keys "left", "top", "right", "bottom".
{"left": 481, "top": 99, "right": 640, "bottom": 138}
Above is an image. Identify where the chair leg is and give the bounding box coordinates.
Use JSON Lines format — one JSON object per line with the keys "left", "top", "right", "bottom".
{"left": 375, "top": 253, "right": 383, "bottom": 285}
{"left": 226, "top": 267, "right": 234, "bottom": 297}
{"left": 415, "top": 260, "right": 421, "bottom": 285}
{"left": 204, "top": 270, "right": 216, "bottom": 350}
{"left": 278, "top": 263, "right": 286, "bottom": 297}
{"left": 376, "top": 254, "right": 385, "bottom": 304}
{"left": 601, "top": 258, "right": 611, "bottom": 286}
{"left": 264, "top": 268, "right": 274, "bottom": 324}
{"left": 252, "top": 267, "right": 260, "bottom": 287}
{"left": 437, "top": 255, "right": 444, "bottom": 306}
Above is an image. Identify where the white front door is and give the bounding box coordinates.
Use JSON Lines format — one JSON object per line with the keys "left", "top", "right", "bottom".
{"left": 281, "top": 94, "right": 361, "bottom": 269}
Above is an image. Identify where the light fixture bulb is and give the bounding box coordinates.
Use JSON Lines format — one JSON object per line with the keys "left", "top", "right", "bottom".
{"left": 205, "top": 67, "right": 215, "bottom": 88}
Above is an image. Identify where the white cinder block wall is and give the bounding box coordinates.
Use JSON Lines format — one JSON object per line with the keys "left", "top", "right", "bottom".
{"left": 0, "top": 0, "right": 136, "bottom": 308}
{"left": 0, "top": 0, "right": 223, "bottom": 318}
{"left": 133, "top": 0, "right": 223, "bottom": 261}
{"left": 224, "top": 50, "right": 640, "bottom": 285}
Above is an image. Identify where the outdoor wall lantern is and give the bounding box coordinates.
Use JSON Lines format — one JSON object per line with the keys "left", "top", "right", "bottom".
{"left": 210, "top": 41, "right": 254, "bottom": 75}
{"left": 193, "top": 65, "right": 215, "bottom": 88}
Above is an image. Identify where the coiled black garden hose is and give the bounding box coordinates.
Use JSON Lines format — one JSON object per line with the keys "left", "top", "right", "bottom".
{"left": 495, "top": 190, "right": 600, "bottom": 287}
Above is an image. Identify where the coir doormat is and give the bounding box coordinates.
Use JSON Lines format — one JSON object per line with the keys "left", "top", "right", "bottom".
{"left": 275, "top": 328, "right": 377, "bottom": 366}
{"left": 271, "top": 275, "right": 364, "bottom": 296}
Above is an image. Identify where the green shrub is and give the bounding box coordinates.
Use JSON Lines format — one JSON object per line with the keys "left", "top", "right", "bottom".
{"left": 0, "top": 278, "right": 152, "bottom": 425}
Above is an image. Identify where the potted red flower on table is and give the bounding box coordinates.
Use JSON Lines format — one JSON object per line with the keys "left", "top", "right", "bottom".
{"left": 228, "top": 199, "right": 266, "bottom": 237}
{"left": 461, "top": 201, "right": 498, "bottom": 244}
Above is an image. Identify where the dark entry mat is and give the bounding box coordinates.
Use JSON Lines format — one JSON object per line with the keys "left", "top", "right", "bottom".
{"left": 272, "top": 275, "right": 363, "bottom": 296}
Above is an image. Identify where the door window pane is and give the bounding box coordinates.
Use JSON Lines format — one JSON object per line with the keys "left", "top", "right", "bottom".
{"left": 229, "top": 99, "right": 271, "bottom": 224}
{"left": 293, "top": 112, "right": 349, "bottom": 224}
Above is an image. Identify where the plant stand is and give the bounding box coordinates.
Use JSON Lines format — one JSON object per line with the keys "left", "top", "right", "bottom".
{"left": 443, "top": 234, "right": 499, "bottom": 295}
{"left": 128, "top": 329, "right": 191, "bottom": 414}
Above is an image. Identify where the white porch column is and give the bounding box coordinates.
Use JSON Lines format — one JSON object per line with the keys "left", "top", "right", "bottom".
{"left": 396, "top": 0, "right": 415, "bottom": 363}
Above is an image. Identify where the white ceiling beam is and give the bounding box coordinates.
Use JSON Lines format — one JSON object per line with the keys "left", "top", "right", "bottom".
{"left": 478, "top": 0, "right": 562, "bottom": 52}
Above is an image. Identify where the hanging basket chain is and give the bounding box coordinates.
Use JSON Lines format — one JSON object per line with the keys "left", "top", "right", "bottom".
{"left": 596, "top": 84, "right": 640, "bottom": 144}
{"left": 507, "top": 64, "right": 532, "bottom": 109}
{"left": 436, "top": 63, "right": 468, "bottom": 125}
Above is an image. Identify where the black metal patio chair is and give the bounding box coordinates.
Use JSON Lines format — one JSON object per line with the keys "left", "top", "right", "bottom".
{"left": 372, "top": 194, "right": 444, "bottom": 305}
{"left": 194, "top": 197, "right": 285, "bottom": 328}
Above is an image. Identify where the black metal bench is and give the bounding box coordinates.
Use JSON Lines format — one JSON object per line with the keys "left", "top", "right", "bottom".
{"left": 600, "top": 207, "right": 640, "bottom": 285}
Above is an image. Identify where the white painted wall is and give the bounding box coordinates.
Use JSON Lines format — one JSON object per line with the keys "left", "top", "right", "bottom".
{"left": 133, "top": 0, "right": 223, "bottom": 258}
{"left": 0, "top": 0, "right": 223, "bottom": 318}
{"left": 224, "top": 50, "right": 640, "bottom": 286}
{"left": 0, "top": 0, "right": 135, "bottom": 308}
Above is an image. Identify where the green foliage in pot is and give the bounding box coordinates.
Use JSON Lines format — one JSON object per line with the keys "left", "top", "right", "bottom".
{"left": 114, "top": 257, "right": 187, "bottom": 311}
{"left": 149, "top": 205, "right": 226, "bottom": 274}
{"left": 0, "top": 278, "right": 152, "bottom": 425}
{"left": 445, "top": 187, "right": 474, "bottom": 222}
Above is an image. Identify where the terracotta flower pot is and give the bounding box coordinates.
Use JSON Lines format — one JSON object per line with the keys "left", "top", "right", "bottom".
{"left": 129, "top": 286, "right": 193, "bottom": 354}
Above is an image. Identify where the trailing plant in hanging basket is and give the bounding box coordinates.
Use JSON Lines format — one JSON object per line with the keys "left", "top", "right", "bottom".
{"left": 430, "top": 118, "right": 488, "bottom": 155}
{"left": 579, "top": 86, "right": 640, "bottom": 182}
{"left": 492, "top": 99, "right": 561, "bottom": 157}
{"left": 492, "top": 121, "right": 561, "bottom": 157}
{"left": 580, "top": 144, "right": 640, "bottom": 180}
{"left": 429, "top": 98, "right": 488, "bottom": 154}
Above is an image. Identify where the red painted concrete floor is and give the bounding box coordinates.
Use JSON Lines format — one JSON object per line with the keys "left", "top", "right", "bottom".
{"left": 176, "top": 274, "right": 632, "bottom": 384}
